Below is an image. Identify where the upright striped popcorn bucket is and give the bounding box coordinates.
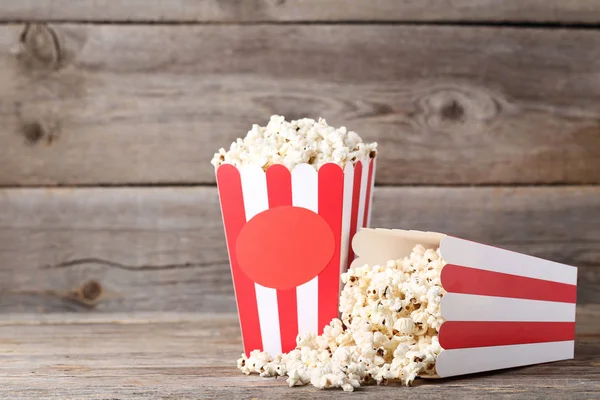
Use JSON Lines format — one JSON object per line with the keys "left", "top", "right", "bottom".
{"left": 352, "top": 228, "right": 577, "bottom": 377}
{"left": 217, "top": 158, "right": 376, "bottom": 356}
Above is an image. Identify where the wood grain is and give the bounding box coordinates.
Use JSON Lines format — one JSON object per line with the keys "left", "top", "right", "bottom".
{"left": 0, "top": 186, "right": 598, "bottom": 313}
{"left": 0, "top": 310, "right": 598, "bottom": 399}
{"left": 2, "top": 24, "right": 600, "bottom": 186}
{"left": 1, "top": 1, "right": 600, "bottom": 23}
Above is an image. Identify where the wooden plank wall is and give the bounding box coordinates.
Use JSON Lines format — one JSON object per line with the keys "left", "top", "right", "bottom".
{"left": 0, "top": 1, "right": 599, "bottom": 315}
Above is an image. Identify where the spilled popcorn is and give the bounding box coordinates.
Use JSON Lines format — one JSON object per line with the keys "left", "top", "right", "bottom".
{"left": 237, "top": 245, "right": 446, "bottom": 391}
{"left": 211, "top": 115, "right": 377, "bottom": 170}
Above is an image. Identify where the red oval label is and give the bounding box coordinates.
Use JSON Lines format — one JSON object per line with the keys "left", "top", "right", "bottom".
{"left": 236, "top": 206, "right": 335, "bottom": 290}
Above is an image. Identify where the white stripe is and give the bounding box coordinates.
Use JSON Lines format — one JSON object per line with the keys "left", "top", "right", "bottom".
{"left": 355, "top": 159, "right": 370, "bottom": 230}
{"left": 441, "top": 236, "right": 578, "bottom": 285}
{"left": 441, "top": 293, "right": 576, "bottom": 322}
{"left": 339, "top": 163, "right": 355, "bottom": 288}
{"left": 366, "top": 158, "right": 376, "bottom": 228}
{"left": 292, "top": 164, "right": 319, "bottom": 336}
{"left": 239, "top": 165, "right": 282, "bottom": 356}
{"left": 436, "top": 341, "right": 574, "bottom": 378}
{"left": 292, "top": 164, "right": 319, "bottom": 212}
{"left": 239, "top": 165, "right": 269, "bottom": 220}
{"left": 254, "top": 283, "right": 281, "bottom": 356}
{"left": 296, "top": 279, "right": 319, "bottom": 335}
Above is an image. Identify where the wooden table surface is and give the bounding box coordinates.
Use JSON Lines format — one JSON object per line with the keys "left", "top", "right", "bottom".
{"left": 2, "top": 308, "right": 599, "bottom": 399}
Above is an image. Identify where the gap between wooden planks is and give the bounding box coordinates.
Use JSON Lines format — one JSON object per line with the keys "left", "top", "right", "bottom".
{"left": 1, "top": 24, "right": 600, "bottom": 185}
{"left": 0, "top": 186, "right": 598, "bottom": 314}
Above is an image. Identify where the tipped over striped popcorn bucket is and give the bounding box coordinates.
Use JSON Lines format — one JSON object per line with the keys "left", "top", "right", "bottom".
{"left": 352, "top": 228, "right": 577, "bottom": 377}
{"left": 216, "top": 158, "right": 376, "bottom": 356}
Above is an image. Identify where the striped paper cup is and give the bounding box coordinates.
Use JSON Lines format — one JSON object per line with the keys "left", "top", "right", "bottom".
{"left": 352, "top": 228, "right": 577, "bottom": 378}
{"left": 216, "top": 158, "right": 376, "bottom": 356}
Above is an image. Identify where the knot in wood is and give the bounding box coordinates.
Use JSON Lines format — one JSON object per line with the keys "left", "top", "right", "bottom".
{"left": 19, "top": 119, "right": 60, "bottom": 146}
{"left": 19, "top": 23, "right": 62, "bottom": 70}
{"left": 419, "top": 86, "right": 501, "bottom": 131}
{"left": 21, "top": 121, "right": 45, "bottom": 144}
{"left": 80, "top": 280, "right": 103, "bottom": 302}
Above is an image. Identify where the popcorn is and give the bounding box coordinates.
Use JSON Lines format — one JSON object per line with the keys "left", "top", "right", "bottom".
{"left": 236, "top": 245, "right": 446, "bottom": 391}
{"left": 211, "top": 115, "right": 377, "bottom": 170}
{"left": 393, "top": 318, "right": 415, "bottom": 335}
{"left": 237, "top": 349, "right": 273, "bottom": 376}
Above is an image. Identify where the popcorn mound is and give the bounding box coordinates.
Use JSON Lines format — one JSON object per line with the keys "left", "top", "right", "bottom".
{"left": 237, "top": 245, "right": 446, "bottom": 391}
{"left": 211, "top": 115, "right": 377, "bottom": 170}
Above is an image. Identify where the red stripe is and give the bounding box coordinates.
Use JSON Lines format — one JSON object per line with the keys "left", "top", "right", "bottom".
{"left": 266, "top": 165, "right": 298, "bottom": 353}
{"left": 439, "top": 321, "right": 576, "bottom": 349}
{"left": 441, "top": 264, "right": 577, "bottom": 303}
{"left": 267, "top": 165, "right": 292, "bottom": 208}
{"left": 345, "top": 161, "right": 362, "bottom": 269}
{"left": 216, "top": 165, "right": 262, "bottom": 355}
{"left": 362, "top": 158, "right": 375, "bottom": 228}
{"left": 318, "top": 163, "right": 345, "bottom": 334}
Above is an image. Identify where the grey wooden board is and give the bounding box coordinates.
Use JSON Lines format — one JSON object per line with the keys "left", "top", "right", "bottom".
{"left": 2, "top": 23, "right": 600, "bottom": 185}
{"left": 0, "top": 186, "right": 598, "bottom": 313}
{"left": 1, "top": 1, "right": 600, "bottom": 23}
{"left": 0, "top": 310, "right": 598, "bottom": 399}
